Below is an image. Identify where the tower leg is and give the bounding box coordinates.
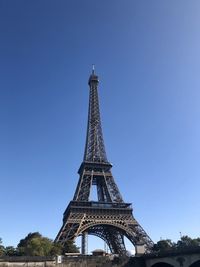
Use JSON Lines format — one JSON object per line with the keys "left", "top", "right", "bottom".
{"left": 81, "top": 232, "right": 88, "bottom": 255}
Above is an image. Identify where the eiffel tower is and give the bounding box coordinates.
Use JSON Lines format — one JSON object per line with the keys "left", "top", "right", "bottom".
{"left": 55, "top": 67, "right": 153, "bottom": 255}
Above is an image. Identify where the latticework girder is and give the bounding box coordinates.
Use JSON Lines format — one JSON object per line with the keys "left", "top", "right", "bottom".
{"left": 55, "top": 201, "right": 154, "bottom": 254}
{"left": 83, "top": 71, "right": 108, "bottom": 163}
{"left": 88, "top": 225, "right": 126, "bottom": 254}
{"left": 73, "top": 163, "right": 123, "bottom": 203}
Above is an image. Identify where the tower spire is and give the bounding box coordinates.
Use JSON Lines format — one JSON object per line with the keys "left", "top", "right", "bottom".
{"left": 84, "top": 69, "right": 108, "bottom": 163}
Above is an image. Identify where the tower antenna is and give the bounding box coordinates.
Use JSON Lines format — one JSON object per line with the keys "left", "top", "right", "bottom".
{"left": 92, "top": 64, "right": 95, "bottom": 74}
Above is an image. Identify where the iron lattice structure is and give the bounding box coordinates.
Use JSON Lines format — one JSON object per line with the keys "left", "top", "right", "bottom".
{"left": 55, "top": 69, "right": 153, "bottom": 255}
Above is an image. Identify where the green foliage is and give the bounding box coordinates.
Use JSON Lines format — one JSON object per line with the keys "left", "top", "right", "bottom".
{"left": 176, "top": 235, "right": 200, "bottom": 249}
{"left": 153, "top": 235, "right": 200, "bottom": 253}
{"left": 62, "top": 240, "right": 79, "bottom": 254}
{"left": 17, "top": 232, "right": 79, "bottom": 256}
{"left": 1, "top": 233, "right": 79, "bottom": 257}
{"left": 0, "top": 238, "right": 5, "bottom": 256}
{"left": 153, "top": 239, "right": 175, "bottom": 252}
{"left": 17, "top": 232, "right": 42, "bottom": 250}
{"left": 50, "top": 242, "right": 63, "bottom": 255}
{"left": 4, "top": 246, "right": 17, "bottom": 256}
{"left": 17, "top": 232, "right": 62, "bottom": 256}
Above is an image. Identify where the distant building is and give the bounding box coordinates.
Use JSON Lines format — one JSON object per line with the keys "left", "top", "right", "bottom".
{"left": 92, "top": 249, "right": 107, "bottom": 256}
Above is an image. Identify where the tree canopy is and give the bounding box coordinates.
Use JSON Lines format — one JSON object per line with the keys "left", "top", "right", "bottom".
{"left": 153, "top": 235, "right": 200, "bottom": 253}
{"left": 176, "top": 235, "right": 200, "bottom": 248}
{"left": 153, "top": 239, "right": 175, "bottom": 251}
{"left": 17, "top": 232, "right": 79, "bottom": 256}
{"left": 0, "top": 238, "right": 4, "bottom": 257}
{"left": 0, "top": 233, "right": 79, "bottom": 257}
{"left": 62, "top": 239, "right": 80, "bottom": 254}
{"left": 17, "top": 232, "right": 62, "bottom": 256}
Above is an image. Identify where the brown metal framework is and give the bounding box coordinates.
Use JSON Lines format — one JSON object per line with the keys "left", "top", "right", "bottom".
{"left": 55, "top": 69, "right": 153, "bottom": 254}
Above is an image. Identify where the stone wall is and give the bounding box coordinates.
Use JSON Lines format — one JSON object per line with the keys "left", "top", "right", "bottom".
{"left": 0, "top": 256, "right": 131, "bottom": 267}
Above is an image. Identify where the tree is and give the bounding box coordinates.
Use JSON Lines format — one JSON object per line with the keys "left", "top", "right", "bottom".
{"left": 50, "top": 242, "right": 63, "bottom": 256}
{"left": 4, "top": 246, "right": 17, "bottom": 256}
{"left": 152, "top": 236, "right": 200, "bottom": 253}
{"left": 0, "top": 238, "right": 5, "bottom": 256}
{"left": 62, "top": 240, "right": 79, "bottom": 254}
{"left": 153, "top": 239, "right": 175, "bottom": 252}
{"left": 1, "top": 234, "right": 80, "bottom": 257}
{"left": 17, "top": 232, "right": 62, "bottom": 256}
{"left": 176, "top": 235, "right": 200, "bottom": 249}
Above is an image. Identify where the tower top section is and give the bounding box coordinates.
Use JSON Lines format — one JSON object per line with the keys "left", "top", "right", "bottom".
{"left": 83, "top": 68, "right": 108, "bottom": 164}
{"left": 88, "top": 65, "right": 99, "bottom": 86}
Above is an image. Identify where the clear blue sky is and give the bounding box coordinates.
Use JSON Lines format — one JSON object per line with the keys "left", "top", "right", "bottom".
{"left": 0, "top": 0, "right": 200, "bottom": 252}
